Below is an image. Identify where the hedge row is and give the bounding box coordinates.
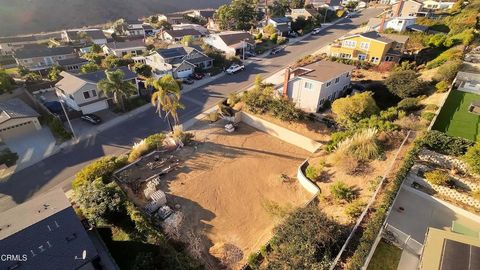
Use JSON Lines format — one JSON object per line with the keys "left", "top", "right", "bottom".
{"left": 423, "top": 130, "right": 475, "bottom": 156}
{"left": 345, "top": 136, "right": 423, "bottom": 270}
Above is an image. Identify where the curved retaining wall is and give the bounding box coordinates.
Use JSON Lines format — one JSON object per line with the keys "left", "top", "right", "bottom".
{"left": 297, "top": 160, "right": 321, "bottom": 195}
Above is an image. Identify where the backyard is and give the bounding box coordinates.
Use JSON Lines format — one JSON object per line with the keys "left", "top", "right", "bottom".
{"left": 366, "top": 240, "right": 402, "bottom": 270}
{"left": 432, "top": 89, "right": 480, "bottom": 141}
{"left": 115, "top": 121, "right": 313, "bottom": 268}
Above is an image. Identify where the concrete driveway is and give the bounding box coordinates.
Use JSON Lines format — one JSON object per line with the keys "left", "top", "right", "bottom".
{"left": 69, "top": 109, "right": 118, "bottom": 138}
{"left": 4, "top": 127, "right": 57, "bottom": 171}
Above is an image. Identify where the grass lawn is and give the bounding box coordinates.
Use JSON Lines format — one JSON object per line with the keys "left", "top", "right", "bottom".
{"left": 367, "top": 240, "right": 402, "bottom": 270}
{"left": 3, "top": 67, "right": 19, "bottom": 75}
{"left": 432, "top": 89, "right": 480, "bottom": 141}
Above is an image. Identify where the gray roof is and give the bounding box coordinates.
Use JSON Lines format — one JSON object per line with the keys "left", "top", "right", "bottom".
{"left": 0, "top": 189, "right": 98, "bottom": 270}
{"left": 57, "top": 57, "right": 89, "bottom": 66}
{"left": 0, "top": 98, "right": 39, "bottom": 124}
{"left": 165, "top": 29, "right": 202, "bottom": 38}
{"left": 296, "top": 60, "right": 355, "bottom": 82}
{"left": 157, "top": 47, "right": 190, "bottom": 59}
{"left": 103, "top": 40, "right": 146, "bottom": 50}
{"left": 359, "top": 31, "right": 393, "bottom": 43}
{"left": 382, "top": 33, "right": 409, "bottom": 44}
{"left": 76, "top": 66, "right": 137, "bottom": 83}
{"left": 198, "top": 10, "right": 215, "bottom": 19}
{"left": 66, "top": 29, "right": 106, "bottom": 41}
{"left": 218, "top": 32, "right": 254, "bottom": 46}
{"left": 0, "top": 35, "right": 37, "bottom": 44}
{"left": 14, "top": 46, "right": 76, "bottom": 59}
{"left": 276, "top": 24, "right": 291, "bottom": 33}
{"left": 407, "top": 24, "right": 429, "bottom": 32}
{"left": 270, "top": 17, "right": 290, "bottom": 24}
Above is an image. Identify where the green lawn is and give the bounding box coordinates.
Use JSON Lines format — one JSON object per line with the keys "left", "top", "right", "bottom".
{"left": 432, "top": 89, "right": 480, "bottom": 141}
{"left": 367, "top": 240, "right": 402, "bottom": 270}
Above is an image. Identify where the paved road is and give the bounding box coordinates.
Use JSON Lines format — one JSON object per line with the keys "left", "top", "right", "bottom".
{"left": 0, "top": 8, "right": 382, "bottom": 212}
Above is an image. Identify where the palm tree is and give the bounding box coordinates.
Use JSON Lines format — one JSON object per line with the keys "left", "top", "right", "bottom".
{"left": 146, "top": 74, "right": 184, "bottom": 131}
{"left": 98, "top": 69, "right": 137, "bottom": 112}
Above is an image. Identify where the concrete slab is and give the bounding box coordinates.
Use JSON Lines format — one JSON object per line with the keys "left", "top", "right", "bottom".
{"left": 70, "top": 109, "right": 119, "bottom": 138}
{"left": 387, "top": 185, "right": 480, "bottom": 243}
{"left": 397, "top": 250, "right": 420, "bottom": 270}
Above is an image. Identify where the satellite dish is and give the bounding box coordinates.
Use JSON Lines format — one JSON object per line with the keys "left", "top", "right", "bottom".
{"left": 81, "top": 250, "right": 87, "bottom": 260}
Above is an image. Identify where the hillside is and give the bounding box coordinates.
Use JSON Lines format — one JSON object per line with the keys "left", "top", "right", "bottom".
{"left": 0, "top": 0, "right": 229, "bottom": 36}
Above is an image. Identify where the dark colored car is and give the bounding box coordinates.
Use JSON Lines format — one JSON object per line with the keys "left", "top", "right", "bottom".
{"left": 81, "top": 114, "right": 102, "bottom": 125}
{"left": 270, "top": 47, "right": 284, "bottom": 55}
{"left": 189, "top": 73, "right": 204, "bottom": 80}
{"left": 44, "top": 101, "right": 63, "bottom": 114}
{"left": 182, "top": 78, "right": 194, "bottom": 84}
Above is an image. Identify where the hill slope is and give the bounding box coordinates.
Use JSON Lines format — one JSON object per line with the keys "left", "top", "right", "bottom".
{"left": 0, "top": 0, "right": 229, "bottom": 36}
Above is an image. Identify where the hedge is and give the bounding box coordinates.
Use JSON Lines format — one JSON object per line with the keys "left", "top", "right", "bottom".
{"left": 345, "top": 136, "right": 423, "bottom": 270}
{"left": 423, "top": 130, "right": 475, "bottom": 156}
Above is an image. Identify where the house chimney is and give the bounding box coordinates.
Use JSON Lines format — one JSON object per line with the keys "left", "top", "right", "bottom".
{"left": 394, "top": 0, "right": 404, "bottom": 17}
{"left": 378, "top": 14, "right": 386, "bottom": 33}
{"left": 282, "top": 67, "right": 291, "bottom": 97}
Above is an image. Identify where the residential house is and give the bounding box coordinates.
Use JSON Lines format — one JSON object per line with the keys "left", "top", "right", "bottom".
{"left": 366, "top": 16, "right": 417, "bottom": 32}
{"left": 102, "top": 40, "right": 147, "bottom": 57}
{"left": 288, "top": 8, "right": 320, "bottom": 21}
{"left": 267, "top": 17, "right": 292, "bottom": 36}
{"left": 280, "top": 61, "right": 355, "bottom": 112}
{"left": 146, "top": 45, "right": 213, "bottom": 79}
{"left": 0, "top": 98, "right": 41, "bottom": 141}
{"left": 422, "top": 0, "right": 456, "bottom": 10}
{"left": 419, "top": 228, "right": 480, "bottom": 270}
{"left": 207, "top": 18, "right": 221, "bottom": 32}
{"left": 61, "top": 29, "right": 107, "bottom": 45}
{"left": 0, "top": 188, "right": 100, "bottom": 270}
{"left": 307, "top": 0, "right": 343, "bottom": 10}
{"left": 203, "top": 31, "right": 255, "bottom": 57}
{"left": 57, "top": 57, "right": 89, "bottom": 72}
{"left": 162, "top": 29, "right": 203, "bottom": 42}
{"left": 165, "top": 14, "right": 190, "bottom": 25}
{"left": 256, "top": 0, "right": 268, "bottom": 15}
{"left": 142, "top": 24, "right": 159, "bottom": 37}
{"left": 123, "top": 20, "right": 145, "bottom": 37}
{"left": 0, "top": 36, "right": 40, "bottom": 55}
{"left": 329, "top": 31, "right": 408, "bottom": 64}
{"left": 14, "top": 45, "right": 77, "bottom": 71}
{"left": 189, "top": 10, "right": 216, "bottom": 21}
{"left": 173, "top": 23, "right": 209, "bottom": 36}
{"left": 391, "top": 0, "right": 426, "bottom": 17}
{"left": 55, "top": 66, "right": 139, "bottom": 114}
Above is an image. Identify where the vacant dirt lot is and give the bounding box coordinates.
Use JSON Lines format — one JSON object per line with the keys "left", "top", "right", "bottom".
{"left": 160, "top": 121, "right": 312, "bottom": 268}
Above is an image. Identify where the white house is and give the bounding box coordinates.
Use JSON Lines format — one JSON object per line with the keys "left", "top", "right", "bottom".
{"left": 266, "top": 17, "right": 291, "bottom": 36}
{"left": 203, "top": 31, "right": 255, "bottom": 57}
{"left": 123, "top": 20, "right": 145, "bottom": 37}
{"left": 288, "top": 8, "right": 319, "bottom": 21}
{"left": 55, "top": 66, "right": 139, "bottom": 114}
{"left": 280, "top": 61, "right": 355, "bottom": 112}
{"left": 61, "top": 29, "right": 107, "bottom": 45}
{"left": 146, "top": 45, "right": 213, "bottom": 79}
{"left": 161, "top": 29, "right": 203, "bottom": 42}
{"left": 366, "top": 16, "right": 416, "bottom": 32}
{"left": 102, "top": 40, "right": 147, "bottom": 57}
{"left": 422, "top": 0, "right": 456, "bottom": 10}
{"left": 0, "top": 98, "right": 41, "bottom": 141}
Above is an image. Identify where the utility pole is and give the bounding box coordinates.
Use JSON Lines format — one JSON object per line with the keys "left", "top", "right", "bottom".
{"left": 59, "top": 98, "right": 77, "bottom": 141}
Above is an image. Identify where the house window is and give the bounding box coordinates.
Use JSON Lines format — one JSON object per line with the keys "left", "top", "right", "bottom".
{"left": 83, "top": 91, "right": 91, "bottom": 99}
{"left": 91, "top": 90, "right": 97, "bottom": 97}
{"left": 371, "top": 57, "right": 380, "bottom": 63}
{"left": 360, "top": 42, "right": 370, "bottom": 50}
{"left": 326, "top": 81, "right": 332, "bottom": 87}
{"left": 342, "top": 40, "right": 357, "bottom": 48}
{"left": 335, "top": 77, "right": 340, "bottom": 84}
{"left": 304, "top": 81, "right": 313, "bottom": 89}
{"left": 358, "top": 54, "right": 367, "bottom": 61}
{"left": 385, "top": 56, "right": 394, "bottom": 62}
{"left": 339, "top": 53, "right": 352, "bottom": 59}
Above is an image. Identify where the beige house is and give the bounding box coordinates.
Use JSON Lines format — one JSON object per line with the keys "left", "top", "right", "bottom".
{"left": 392, "top": 0, "right": 424, "bottom": 17}
{"left": 0, "top": 98, "right": 41, "bottom": 141}
{"left": 102, "top": 40, "right": 147, "bottom": 57}
{"left": 288, "top": 8, "right": 319, "bottom": 21}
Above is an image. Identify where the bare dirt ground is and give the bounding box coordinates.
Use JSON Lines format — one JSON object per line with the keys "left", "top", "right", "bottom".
{"left": 159, "top": 121, "right": 313, "bottom": 268}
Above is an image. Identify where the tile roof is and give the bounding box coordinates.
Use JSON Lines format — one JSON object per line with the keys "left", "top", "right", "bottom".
{"left": 165, "top": 29, "right": 202, "bottom": 38}
{"left": 0, "top": 98, "right": 39, "bottom": 124}
{"left": 0, "top": 189, "right": 98, "bottom": 270}
{"left": 14, "top": 46, "right": 76, "bottom": 59}
{"left": 103, "top": 40, "right": 146, "bottom": 50}
{"left": 296, "top": 61, "right": 355, "bottom": 82}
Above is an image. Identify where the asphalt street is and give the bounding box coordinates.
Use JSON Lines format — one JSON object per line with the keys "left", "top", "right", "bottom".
{"left": 0, "top": 8, "right": 382, "bottom": 212}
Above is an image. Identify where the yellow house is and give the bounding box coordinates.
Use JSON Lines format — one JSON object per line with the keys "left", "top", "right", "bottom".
{"left": 329, "top": 31, "right": 408, "bottom": 65}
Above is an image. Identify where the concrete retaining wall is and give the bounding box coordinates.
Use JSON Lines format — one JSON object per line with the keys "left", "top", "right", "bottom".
{"left": 240, "top": 112, "right": 322, "bottom": 153}
{"left": 297, "top": 160, "right": 321, "bottom": 195}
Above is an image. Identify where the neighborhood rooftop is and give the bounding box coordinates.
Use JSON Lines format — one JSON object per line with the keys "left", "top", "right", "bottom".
{"left": 165, "top": 28, "right": 203, "bottom": 38}
{"left": 0, "top": 98, "right": 39, "bottom": 124}
{"left": 65, "top": 29, "right": 107, "bottom": 40}
{"left": 76, "top": 66, "right": 136, "bottom": 83}
{"left": 103, "top": 40, "right": 145, "bottom": 50}
{"left": 217, "top": 31, "right": 254, "bottom": 46}
{"left": 14, "top": 45, "right": 75, "bottom": 59}
{"left": 297, "top": 60, "right": 355, "bottom": 82}
{"left": 358, "top": 31, "right": 394, "bottom": 43}
{"left": 56, "top": 57, "right": 89, "bottom": 66}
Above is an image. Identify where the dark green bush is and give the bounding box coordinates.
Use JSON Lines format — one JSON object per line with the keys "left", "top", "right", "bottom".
{"left": 331, "top": 181, "right": 357, "bottom": 202}
{"left": 397, "top": 98, "right": 420, "bottom": 112}
{"left": 421, "top": 111, "right": 436, "bottom": 121}
{"left": 422, "top": 130, "right": 475, "bottom": 156}
{"left": 0, "top": 149, "right": 18, "bottom": 167}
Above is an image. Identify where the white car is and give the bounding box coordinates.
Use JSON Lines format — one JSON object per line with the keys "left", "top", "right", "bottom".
{"left": 312, "top": 28, "right": 321, "bottom": 35}
{"left": 226, "top": 64, "right": 245, "bottom": 74}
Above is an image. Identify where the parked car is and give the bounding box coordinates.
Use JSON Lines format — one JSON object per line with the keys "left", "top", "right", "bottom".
{"left": 189, "top": 72, "right": 204, "bottom": 80}
{"left": 270, "top": 46, "right": 284, "bottom": 55}
{"left": 182, "top": 78, "right": 194, "bottom": 84}
{"left": 226, "top": 64, "right": 245, "bottom": 74}
{"left": 44, "top": 101, "right": 63, "bottom": 114}
{"left": 288, "top": 31, "right": 298, "bottom": 38}
{"left": 312, "top": 28, "right": 322, "bottom": 35}
{"left": 81, "top": 114, "right": 102, "bottom": 125}
{"left": 245, "top": 51, "right": 256, "bottom": 57}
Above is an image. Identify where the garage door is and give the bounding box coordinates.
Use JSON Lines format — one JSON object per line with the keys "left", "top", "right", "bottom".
{"left": 0, "top": 121, "right": 37, "bottom": 141}
{"left": 81, "top": 100, "right": 109, "bottom": 114}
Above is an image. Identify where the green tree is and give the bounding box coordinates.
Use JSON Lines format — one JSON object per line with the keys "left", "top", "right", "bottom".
{"left": 103, "top": 55, "right": 133, "bottom": 69}
{"left": 98, "top": 69, "right": 137, "bottom": 112}
{"left": 464, "top": 143, "right": 480, "bottom": 175}
{"left": 155, "top": 20, "right": 172, "bottom": 30}
{"left": 262, "top": 24, "right": 277, "bottom": 37}
{"left": 427, "top": 33, "right": 447, "bottom": 47}
{"left": 214, "top": 0, "right": 257, "bottom": 30}
{"left": 268, "top": 1, "right": 287, "bottom": 17}
{"left": 345, "top": 1, "right": 359, "bottom": 9}
{"left": 331, "top": 91, "right": 379, "bottom": 126}
{"left": 385, "top": 70, "right": 425, "bottom": 98}
{"left": 146, "top": 74, "right": 185, "bottom": 131}
{"left": 23, "top": 72, "right": 41, "bottom": 82}
{"left": 112, "top": 18, "right": 127, "bottom": 35}
{"left": 290, "top": 0, "right": 305, "bottom": 9}
{"left": 80, "top": 62, "right": 101, "bottom": 74}
{"left": 0, "top": 70, "right": 15, "bottom": 94}
{"left": 180, "top": 35, "right": 194, "bottom": 45}
{"left": 132, "top": 63, "right": 152, "bottom": 77}
{"left": 91, "top": 43, "right": 102, "bottom": 53}
{"left": 48, "top": 65, "right": 64, "bottom": 81}
{"left": 83, "top": 52, "right": 103, "bottom": 64}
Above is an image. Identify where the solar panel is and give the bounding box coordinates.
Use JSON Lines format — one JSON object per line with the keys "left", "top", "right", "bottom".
{"left": 441, "top": 239, "right": 480, "bottom": 270}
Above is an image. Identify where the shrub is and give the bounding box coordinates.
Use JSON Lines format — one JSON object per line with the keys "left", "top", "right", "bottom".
{"left": 397, "top": 97, "right": 420, "bottom": 112}
{"left": 326, "top": 130, "right": 355, "bottom": 152}
{"left": 423, "top": 130, "right": 475, "bottom": 156}
{"left": 44, "top": 115, "right": 72, "bottom": 140}
{"left": 270, "top": 33, "right": 278, "bottom": 43}
{"left": 172, "top": 126, "right": 194, "bottom": 144}
{"left": 427, "top": 33, "right": 447, "bottom": 47}
{"left": 421, "top": 111, "right": 435, "bottom": 122}
{"left": 463, "top": 143, "right": 480, "bottom": 175}
{"left": 268, "top": 98, "right": 304, "bottom": 121}
{"left": 0, "top": 149, "right": 18, "bottom": 167}
{"left": 424, "top": 104, "right": 438, "bottom": 111}
{"left": 144, "top": 133, "right": 165, "bottom": 150}
{"left": 426, "top": 47, "right": 463, "bottom": 69}
{"left": 331, "top": 92, "right": 379, "bottom": 126}
{"left": 277, "top": 36, "right": 287, "bottom": 45}
{"left": 385, "top": 70, "right": 425, "bottom": 98}
{"left": 72, "top": 156, "right": 121, "bottom": 188}
{"left": 335, "top": 128, "right": 381, "bottom": 161}
{"left": 435, "top": 80, "right": 450, "bottom": 92}
{"left": 425, "top": 170, "right": 450, "bottom": 186}
{"left": 331, "top": 181, "right": 357, "bottom": 202}
{"left": 128, "top": 139, "right": 150, "bottom": 163}
{"left": 305, "top": 164, "right": 319, "bottom": 180}
{"left": 434, "top": 60, "right": 462, "bottom": 82}
{"left": 345, "top": 200, "right": 366, "bottom": 219}
{"left": 471, "top": 190, "right": 480, "bottom": 201}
